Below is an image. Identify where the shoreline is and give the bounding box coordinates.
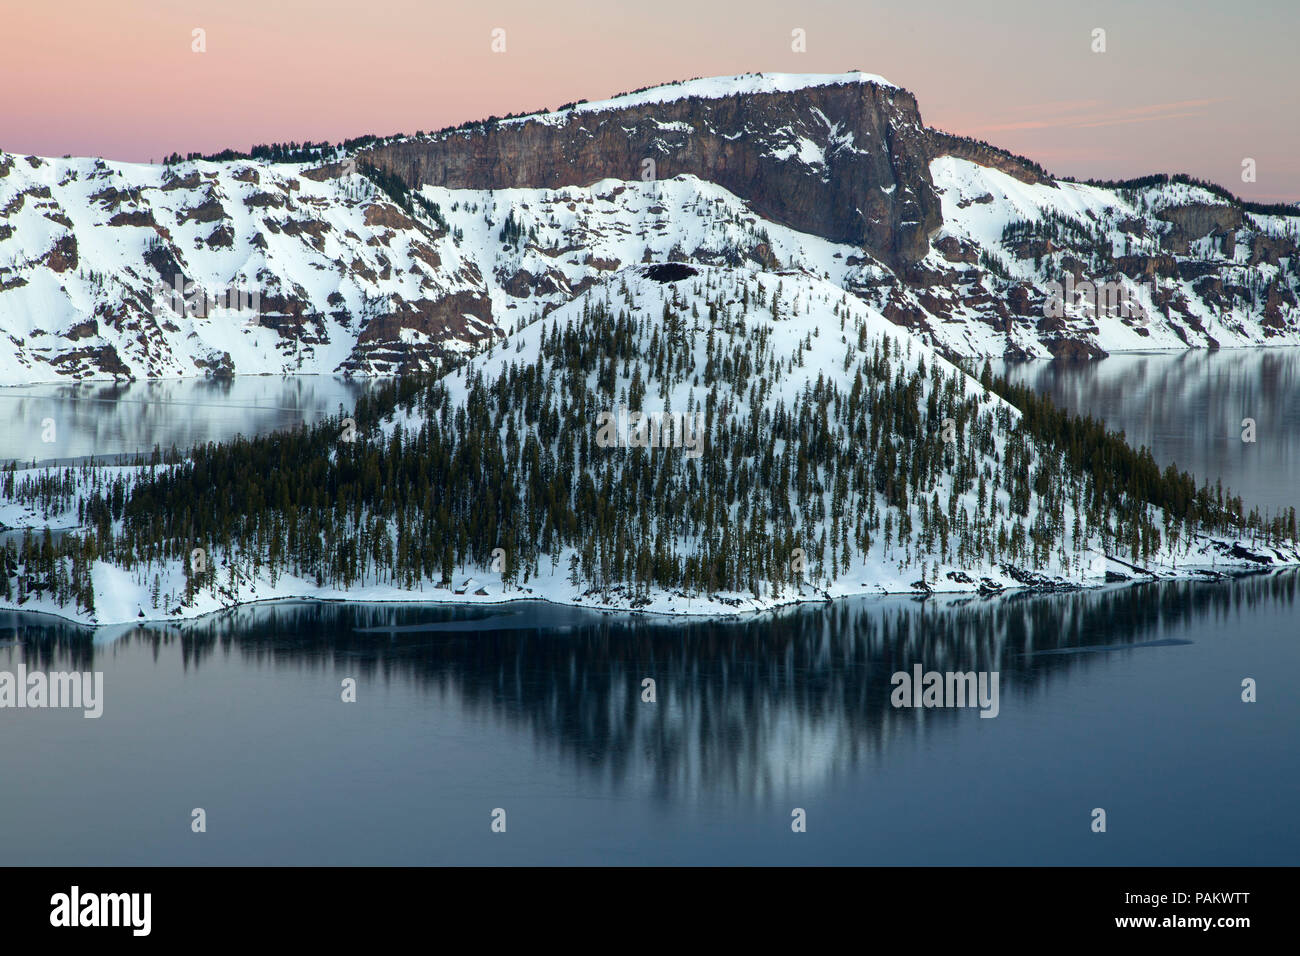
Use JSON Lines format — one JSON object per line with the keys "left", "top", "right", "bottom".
{"left": 1, "top": 553, "right": 1292, "bottom": 632}
{"left": 6, "top": 342, "right": 1300, "bottom": 392}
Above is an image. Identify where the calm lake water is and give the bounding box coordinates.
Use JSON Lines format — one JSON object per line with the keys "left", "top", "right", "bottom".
{"left": 1, "top": 578, "right": 1297, "bottom": 865}
{"left": 0, "top": 375, "right": 374, "bottom": 465}
{"left": 2, "top": 352, "right": 1298, "bottom": 865}
{"left": 993, "top": 348, "right": 1300, "bottom": 515}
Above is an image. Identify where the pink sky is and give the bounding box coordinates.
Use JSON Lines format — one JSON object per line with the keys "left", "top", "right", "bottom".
{"left": 4, "top": 0, "right": 1297, "bottom": 201}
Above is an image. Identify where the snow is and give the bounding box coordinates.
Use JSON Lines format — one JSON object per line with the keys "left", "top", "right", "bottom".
{"left": 925, "top": 156, "right": 1300, "bottom": 356}
{"left": 768, "top": 137, "right": 826, "bottom": 169}
{"left": 0, "top": 151, "right": 489, "bottom": 383}
{"left": 499, "top": 72, "right": 898, "bottom": 128}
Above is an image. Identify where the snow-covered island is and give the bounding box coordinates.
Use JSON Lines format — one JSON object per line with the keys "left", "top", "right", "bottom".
{"left": 2, "top": 264, "right": 1296, "bottom": 627}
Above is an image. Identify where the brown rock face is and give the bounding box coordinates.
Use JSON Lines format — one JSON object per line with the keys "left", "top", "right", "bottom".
{"left": 179, "top": 196, "right": 228, "bottom": 225}
{"left": 49, "top": 345, "right": 132, "bottom": 378}
{"left": 1116, "top": 254, "right": 1179, "bottom": 280}
{"left": 362, "top": 202, "right": 418, "bottom": 231}
{"left": 1046, "top": 338, "right": 1107, "bottom": 360}
{"left": 300, "top": 161, "right": 354, "bottom": 182}
{"left": 360, "top": 80, "right": 942, "bottom": 269}
{"left": 926, "top": 130, "right": 1054, "bottom": 187}
{"left": 1250, "top": 233, "right": 1298, "bottom": 267}
{"left": 107, "top": 210, "right": 156, "bottom": 228}
{"left": 341, "top": 290, "right": 495, "bottom": 373}
{"left": 65, "top": 319, "right": 99, "bottom": 340}
{"left": 45, "top": 235, "right": 78, "bottom": 273}
{"left": 161, "top": 171, "right": 201, "bottom": 192}
{"left": 1156, "top": 202, "right": 1243, "bottom": 240}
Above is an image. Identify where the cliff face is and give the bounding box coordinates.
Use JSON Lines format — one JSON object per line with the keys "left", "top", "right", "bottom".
{"left": 360, "top": 77, "right": 942, "bottom": 269}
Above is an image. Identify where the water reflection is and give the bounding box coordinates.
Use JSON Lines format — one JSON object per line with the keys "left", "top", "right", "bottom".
{"left": 0, "top": 375, "right": 375, "bottom": 464}
{"left": 993, "top": 349, "right": 1300, "bottom": 513}
{"left": 7, "top": 570, "right": 1296, "bottom": 801}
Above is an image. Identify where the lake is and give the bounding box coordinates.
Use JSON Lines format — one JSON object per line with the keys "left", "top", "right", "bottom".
{"left": 1, "top": 351, "right": 1297, "bottom": 865}
{"left": 0, "top": 375, "right": 374, "bottom": 466}
{"left": 1, "top": 577, "right": 1297, "bottom": 865}
{"left": 992, "top": 348, "right": 1300, "bottom": 516}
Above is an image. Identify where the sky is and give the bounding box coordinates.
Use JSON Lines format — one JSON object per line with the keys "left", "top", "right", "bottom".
{"left": 3, "top": 0, "right": 1297, "bottom": 201}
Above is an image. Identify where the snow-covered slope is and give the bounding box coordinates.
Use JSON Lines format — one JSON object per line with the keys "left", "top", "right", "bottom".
{"left": 500, "top": 70, "right": 899, "bottom": 126}
{"left": 918, "top": 157, "right": 1300, "bottom": 357}
{"left": 0, "top": 151, "right": 496, "bottom": 382}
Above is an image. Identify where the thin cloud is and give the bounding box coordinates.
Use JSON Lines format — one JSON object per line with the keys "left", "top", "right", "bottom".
{"left": 998, "top": 99, "right": 1101, "bottom": 115}
{"left": 1118, "top": 98, "right": 1227, "bottom": 115}
{"left": 1068, "top": 110, "right": 1207, "bottom": 130}
{"left": 964, "top": 98, "right": 1230, "bottom": 134}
